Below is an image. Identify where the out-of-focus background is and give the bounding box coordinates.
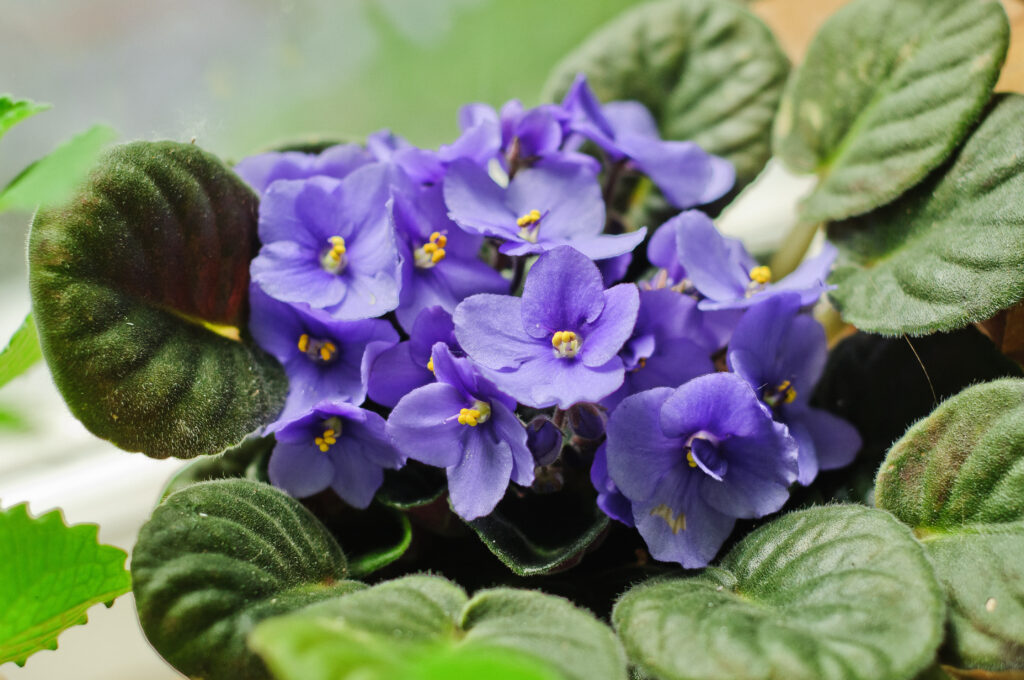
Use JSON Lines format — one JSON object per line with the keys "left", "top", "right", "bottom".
{"left": 0, "top": 0, "right": 1021, "bottom": 678}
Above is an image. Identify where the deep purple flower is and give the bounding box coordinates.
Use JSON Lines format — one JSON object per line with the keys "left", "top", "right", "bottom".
{"left": 454, "top": 246, "right": 639, "bottom": 408}
{"left": 269, "top": 401, "right": 403, "bottom": 509}
{"left": 367, "top": 306, "right": 460, "bottom": 408}
{"left": 728, "top": 294, "right": 861, "bottom": 485}
{"left": 391, "top": 183, "right": 508, "bottom": 331}
{"left": 250, "top": 165, "right": 403, "bottom": 320}
{"left": 234, "top": 143, "right": 373, "bottom": 195}
{"left": 666, "top": 209, "right": 836, "bottom": 311}
{"left": 562, "top": 74, "right": 734, "bottom": 209}
{"left": 443, "top": 158, "right": 646, "bottom": 260}
{"left": 249, "top": 286, "right": 398, "bottom": 421}
{"left": 591, "top": 443, "right": 634, "bottom": 527}
{"left": 387, "top": 344, "right": 533, "bottom": 520}
{"left": 605, "top": 373, "right": 798, "bottom": 568}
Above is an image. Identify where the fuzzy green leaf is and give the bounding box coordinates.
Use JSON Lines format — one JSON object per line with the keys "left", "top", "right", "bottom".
{"left": 774, "top": 0, "right": 1008, "bottom": 222}
{"left": 28, "top": 141, "right": 287, "bottom": 458}
{"left": 876, "top": 379, "right": 1024, "bottom": 669}
{"left": 131, "top": 479, "right": 361, "bottom": 680}
{"left": 0, "top": 314, "right": 42, "bottom": 390}
{"left": 161, "top": 435, "right": 274, "bottom": 499}
{"left": 250, "top": 575, "right": 626, "bottom": 680}
{"left": 0, "top": 504, "right": 130, "bottom": 667}
{"left": 613, "top": 505, "right": 944, "bottom": 680}
{"left": 0, "top": 96, "right": 50, "bottom": 141}
{"left": 542, "top": 0, "right": 789, "bottom": 191}
{"left": 828, "top": 94, "right": 1024, "bottom": 335}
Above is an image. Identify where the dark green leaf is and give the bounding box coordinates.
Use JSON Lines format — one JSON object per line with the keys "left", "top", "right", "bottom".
{"left": 132, "top": 479, "right": 361, "bottom": 680}
{"left": 775, "top": 0, "right": 1008, "bottom": 222}
{"left": 0, "top": 96, "right": 50, "bottom": 141}
{"left": 613, "top": 505, "right": 944, "bottom": 680}
{"left": 28, "top": 141, "right": 287, "bottom": 458}
{"left": 161, "top": 435, "right": 274, "bottom": 498}
{"left": 542, "top": 0, "right": 789, "bottom": 191}
{"left": 376, "top": 461, "right": 446, "bottom": 509}
{"left": 0, "top": 314, "right": 42, "bottom": 390}
{"left": 0, "top": 504, "right": 130, "bottom": 667}
{"left": 876, "top": 379, "right": 1024, "bottom": 669}
{"left": 828, "top": 94, "right": 1024, "bottom": 335}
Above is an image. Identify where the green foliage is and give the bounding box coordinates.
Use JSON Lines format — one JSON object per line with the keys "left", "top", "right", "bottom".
{"left": 131, "top": 479, "right": 362, "bottom": 680}
{"left": 828, "top": 94, "right": 1024, "bottom": 335}
{"left": 0, "top": 504, "right": 130, "bottom": 667}
{"left": 876, "top": 379, "right": 1024, "bottom": 670}
{"left": 774, "top": 0, "right": 1008, "bottom": 222}
{"left": 28, "top": 140, "right": 287, "bottom": 459}
{"left": 613, "top": 505, "right": 944, "bottom": 680}
{"left": 0, "top": 95, "right": 49, "bottom": 141}
{"left": 161, "top": 435, "right": 274, "bottom": 498}
{"left": 0, "top": 314, "right": 42, "bottom": 390}
{"left": 542, "top": 0, "right": 789, "bottom": 192}
{"left": 250, "top": 575, "right": 627, "bottom": 680}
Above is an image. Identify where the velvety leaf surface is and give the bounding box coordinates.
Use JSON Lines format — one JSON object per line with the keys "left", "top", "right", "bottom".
{"left": 161, "top": 434, "right": 273, "bottom": 498}
{"left": 132, "top": 479, "right": 361, "bottom": 680}
{"left": 774, "top": 0, "right": 1008, "bottom": 222}
{"left": 876, "top": 379, "right": 1024, "bottom": 669}
{"left": 613, "top": 505, "right": 944, "bottom": 680}
{"left": 543, "top": 0, "right": 789, "bottom": 190}
{"left": 828, "top": 94, "right": 1024, "bottom": 335}
{"left": 0, "top": 96, "right": 49, "bottom": 140}
{"left": 0, "top": 504, "right": 130, "bottom": 667}
{"left": 0, "top": 314, "right": 42, "bottom": 390}
{"left": 28, "top": 141, "right": 287, "bottom": 458}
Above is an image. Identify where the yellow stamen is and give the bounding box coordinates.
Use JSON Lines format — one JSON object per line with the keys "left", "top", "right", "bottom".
{"left": 686, "top": 451, "right": 697, "bottom": 468}
{"left": 297, "top": 333, "right": 310, "bottom": 353}
{"left": 319, "top": 341, "right": 337, "bottom": 362}
{"left": 427, "top": 357, "right": 435, "bottom": 373}
{"left": 516, "top": 209, "right": 541, "bottom": 227}
{"left": 456, "top": 400, "right": 491, "bottom": 427}
{"left": 749, "top": 265, "right": 772, "bottom": 285}
{"left": 779, "top": 380, "right": 797, "bottom": 404}
{"left": 414, "top": 231, "right": 448, "bottom": 268}
{"left": 650, "top": 504, "right": 687, "bottom": 534}
{"left": 551, "top": 330, "right": 581, "bottom": 359}
{"left": 314, "top": 418, "right": 343, "bottom": 452}
{"left": 321, "top": 236, "right": 349, "bottom": 273}
{"left": 329, "top": 235, "right": 347, "bottom": 254}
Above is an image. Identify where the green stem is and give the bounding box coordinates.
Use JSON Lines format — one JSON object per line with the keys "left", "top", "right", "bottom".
{"left": 770, "top": 220, "right": 822, "bottom": 280}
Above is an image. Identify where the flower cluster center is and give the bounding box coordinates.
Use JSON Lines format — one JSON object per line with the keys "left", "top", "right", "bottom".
{"left": 764, "top": 380, "right": 797, "bottom": 408}
{"left": 551, "top": 330, "right": 580, "bottom": 359}
{"left": 457, "top": 400, "right": 492, "bottom": 427}
{"left": 321, "top": 236, "right": 348, "bottom": 274}
{"left": 414, "top": 231, "right": 447, "bottom": 269}
{"left": 297, "top": 333, "right": 338, "bottom": 363}
{"left": 517, "top": 209, "right": 542, "bottom": 242}
{"left": 314, "top": 417, "right": 343, "bottom": 452}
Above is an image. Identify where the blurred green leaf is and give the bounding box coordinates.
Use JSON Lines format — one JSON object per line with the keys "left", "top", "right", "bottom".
{"left": 0, "top": 96, "right": 50, "bottom": 142}
{"left": 0, "top": 125, "right": 117, "bottom": 212}
{"left": 0, "top": 504, "right": 131, "bottom": 667}
{"left": 0, "top": 314, "right": 41, "bottom": 390}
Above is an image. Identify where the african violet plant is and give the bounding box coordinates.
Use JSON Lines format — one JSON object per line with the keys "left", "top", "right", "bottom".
{"left": 3, "top": 0, "right": 1024, "bottom": 678}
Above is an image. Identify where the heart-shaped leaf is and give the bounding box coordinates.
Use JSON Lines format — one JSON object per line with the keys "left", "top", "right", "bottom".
{"left": 828, "top": 94, "right": 1024, "bottom": 335}
{"left": 613, "top": 505, "right": 944, "bottom": 680}
{"left": 0, "top": 504, "right": 130, "bottom": 667}
{"left": 132, "top": 479, "right": 362, "bottom": 680}
{"left": 542, "top": 0, "right": 789, "bottom": 192}
{"left": 250, "top": 575, "right": 627, "bottom": 680}
{"left": 876, "top": 378, "right": 1024, "bottom": 670}
{"left": 28, "top": 141, "right": 287, "bottom": 458}
{"left": 774, "top": 0, "right": 1008, "bottom": 222}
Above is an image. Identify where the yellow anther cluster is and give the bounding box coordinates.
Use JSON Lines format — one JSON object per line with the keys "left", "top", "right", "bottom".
{"left": 458, "top": 408, "right": 483, "bottom": 426}
{"left": 427, "top": 357, "right": 435, "bottom": 373}
{"left": 686, "top": 450, "right": 698, "bottom": 468}
{"left": 415, "top": 232, "right": 448, "bottom": 268}
{"left": 314, "top": 428, "right": 338, "bottom": 453}
{"left": 749, "top": 265, "right": 772, "bottom": 285}
{"left": 777, "top": 380, "right": 797, "bottom": 404}
{"left": 297, "top": 333, "right": 310, "bottom": 353}
{"left": 551, "top": 330, "right": 577, "bottom": 348}
{"left": 551, "top": 330, "right": 581, "bottom": 358}
{"left": 321, "top": 236, "right": 349, "bottom": 273}
{"left": 516, "top": 209, "right": 541, "bottom": 227}
{"left": 328, "top": 236, "right": 347, "bottom": 259}
{"left": 319, "top": 341, "right": 337, "bottom": 362}
{"left": 297, "top": 333, "right": 338, "bottom": 362}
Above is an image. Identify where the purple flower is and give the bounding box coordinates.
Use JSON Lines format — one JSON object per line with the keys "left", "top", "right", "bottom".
{"left": 437, "top": 103, "right": 503, "bottom": 168}
{"left": 525, "top": 416, "right": 563, "bottom": 466}
{"left": 391, "top": 183, "right": 508, "bottom": 331}
{"left": 365, "top": 130, "right": 445, "bottom": 185}
{"left": 250, "top": 165, "right": 403, "bottom": 320}
{"left": 443, "top": 158, "right": 646, "bottom": 260}
{"left": 249, "top": 287, "right": 398, "bottom": 421}
{"left": 269, "top": 402, "right": 403, "bottom": 509}
{"left": 666, "top": 210, "right": 836, "bottom": 311}
{"left": 590, "top": 443, "right": 634, "bottom": 527}
{"left": 454, "top": 246, "right": 639, "bottom": 409}
{"left": 234, "top": 143, "right": 373, "bottom": 195}
{"left": 561, "top": 74, "right": 734, "bottom": 209}
{"left": 605, "top": 373, "right": 798, "bottom": 568}
{"left": 728, "top": 294, "right": 861, "bottom": 485}
{"left": 367, "top": 306, "right": 460, "bottom": 408}
{"left": 387, "top": 344, "right": 533, "bottom": 520}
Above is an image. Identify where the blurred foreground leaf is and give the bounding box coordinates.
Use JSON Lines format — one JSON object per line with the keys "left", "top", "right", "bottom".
{"left": 0, "top": 314, "right": 41, "bottom": 390}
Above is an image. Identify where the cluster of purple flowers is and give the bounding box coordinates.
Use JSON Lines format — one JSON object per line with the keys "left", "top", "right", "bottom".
{"left": 241, "top": 75, "right": 860, "bottom": 568}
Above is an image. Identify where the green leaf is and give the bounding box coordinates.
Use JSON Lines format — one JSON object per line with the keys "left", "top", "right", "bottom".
{"left": 613, "top": 505, "right": 945, "bottom": 680}
{"left": 828, "top": 94, "right": 1024, "bottom": 335}
{"left": 250, "top": 575, "right": 627, "bottom": 680}
{"left": 131, "top": 479, "right": 362, "bottom": 680}
{"left": 0, "top": 314, "right": 42, "bottom": 390}
{"left": 28, "top": 140, "right": 287, "bottom": 458}
{"left": 376, "top": 461, "right": 446, "bottom": 509}
{"left": 161, "top": 434, "right": 274, "bottom": 499}
{"left": 0, "top": 96, "right": 50, "bottom": 141}
{"left": 774, "top": 0, "right": 1008, "bottom": 222}
{"left": 876, "top": 379, "right": 1024, "bottom": 669}
{"left": 542, "top": 0, "right": 789, "bottom": 191}
{"left": 0, "top": 504, "right": 130, "bottom": 667}
{"left": 0, "top": 125, "right": 118, "bottom": 212}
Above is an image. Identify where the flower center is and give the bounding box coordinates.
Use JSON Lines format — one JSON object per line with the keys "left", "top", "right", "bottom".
{"left": 551, "top": 330, "right": 580, "bottom": 359}
{"left": 320, "top": 236, "right": 348, "bottom": 274}
{"left": 684, "top": 430, "right": 727, "bottom": 481}
{"left": 457, "top": 400, "right": 491, "bottom": 427}
{"left": 297, "top": 333, "right": 338, "bottom": 364}
{"left": 763, "top": 380, "right": 797, "bottom": 408}
{"left": 516, "top": 209, "right": 542, "bottom": 242}
{"left": 314, "top": 416, "right": 343, "bottom": 452}
{"left": 414, "top": 231, "right": 447, "bottom": 269}
{"left": 745, "top": 265, "right": 771, "bottom": 297}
